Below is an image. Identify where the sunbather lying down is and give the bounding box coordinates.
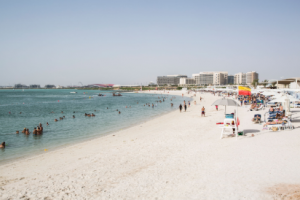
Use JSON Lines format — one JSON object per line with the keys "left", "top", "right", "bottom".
{"left": 263, "top": 120, "right": 288, "bottom": 127}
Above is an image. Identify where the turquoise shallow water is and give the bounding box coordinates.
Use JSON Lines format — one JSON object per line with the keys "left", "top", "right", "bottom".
{"left": 0, "top": 89, "right": 191, "bottom": 163}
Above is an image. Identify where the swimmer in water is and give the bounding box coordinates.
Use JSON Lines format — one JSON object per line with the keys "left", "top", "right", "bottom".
{"left": 33, "top": 128, "right": 37, "bottom": 135}
{"left": 0, "top": 142, "right": 5, "bottom": 149}
{"left": 16, "top": 131, "right": 19, "bottom": 134}
{"left": 119, "top": 111, "right": 121, "bottom": 114}
{"left": 25, "top": 129, "right": 30, "bottom": 135}
{"left": 46, "top": 122, "right": 49, "bottom": 125}
{"left": 63, "top": 116, "right": 65, "bottom": 118}
{"left": 107, "top": 107, "right": 108, "bottom": 109}
{"left": 55, "top": 119, "right": 58, "bottom": 122}
{"left": 91, "top": 113, "right": 95, "bottom": 117}
{"left": 20, "top": 112, "right": 22, "bottom": 114}
{"left": 73, "top": 115, "right": 75, "bottom": 118}
{"left": 37, "top": 127, "right": 41, "bottom": 135}
{"left": 61, "top": 111, "right": 63, "bottom": 113}
{"left": 22, "top": 128, "right": 26, "bottom": 133}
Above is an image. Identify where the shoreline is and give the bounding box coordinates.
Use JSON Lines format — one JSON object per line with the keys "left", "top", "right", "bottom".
{"left": 1, "top": 91, "right": 300, "bottom": 199}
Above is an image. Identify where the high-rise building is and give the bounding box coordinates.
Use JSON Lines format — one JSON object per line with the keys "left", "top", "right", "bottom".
{"left": 157, "top": 75, "right": 188, "bottom": 86}
{"left": 234, "top": 73, "right": 246, "bottom": 84}
{"left": 246, "top": 71, "right": 259, "bottom": 85}
{"left": 179, "top": 78, "right": 196, "bottom": 86}
{"left": 193, "top": 71, "right": 228, "bottom": 86}
{"left": 228, "top": 75, "right": 234, "bottom": 84}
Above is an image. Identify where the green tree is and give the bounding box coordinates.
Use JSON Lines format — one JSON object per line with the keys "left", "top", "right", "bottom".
{"left": 262, "top": 79, "right": 268, "bottom": 87}
{"left": 252, "top": 79, "right": 259, "bottom": 88}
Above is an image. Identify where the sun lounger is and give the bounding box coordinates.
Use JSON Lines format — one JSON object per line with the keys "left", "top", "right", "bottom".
{"left": 266, "top": 119, "right": 294, "bottom": 131}
{"left": 255, "top": 105, "right": 264, "bottom": 111}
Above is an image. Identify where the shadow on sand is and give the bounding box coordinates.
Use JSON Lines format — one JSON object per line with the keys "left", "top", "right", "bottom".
{"left": 244, "top": 129, "right": 260, "bottom": 135}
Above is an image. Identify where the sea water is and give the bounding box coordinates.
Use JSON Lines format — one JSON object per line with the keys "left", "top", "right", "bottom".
{"left": 0, "top": 89, "right": 191, "bottom": 163}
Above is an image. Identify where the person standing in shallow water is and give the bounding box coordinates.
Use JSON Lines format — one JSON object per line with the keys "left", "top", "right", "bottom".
{"left": 179, "top": 104, "right": 182, "bottom": 112}
{"left": 0, "top": 142, "right": 5, "bottom": 148}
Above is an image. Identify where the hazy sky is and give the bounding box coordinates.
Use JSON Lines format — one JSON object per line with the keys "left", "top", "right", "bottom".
{"left": 0, "top": 0, "right": 300, "bottom": 86}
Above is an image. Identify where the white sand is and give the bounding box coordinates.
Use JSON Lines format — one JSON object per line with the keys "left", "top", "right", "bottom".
{"left": 1, "top": 91, "right": 300, "bottom": 200}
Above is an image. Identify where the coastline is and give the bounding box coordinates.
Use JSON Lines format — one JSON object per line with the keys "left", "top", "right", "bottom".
{"left": 1, "top": 91, "right": 300, "bottom": 199}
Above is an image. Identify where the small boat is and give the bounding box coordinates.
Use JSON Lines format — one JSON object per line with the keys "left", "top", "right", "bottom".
{"left": 70, "top": 92, "right": 77, "bottom": 94}
{"left": 113, "top": 93, "right": 122, "bottom": 96}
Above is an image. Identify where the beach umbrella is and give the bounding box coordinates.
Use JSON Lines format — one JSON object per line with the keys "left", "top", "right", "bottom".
{"left": 211, "top": 98, "right": 240, "bottom": 115}
{"left": 262, "top": 92, "right": 278, "bottom": 96}
{"left": 269, "top": 95, "right": 299, "bottom": 103}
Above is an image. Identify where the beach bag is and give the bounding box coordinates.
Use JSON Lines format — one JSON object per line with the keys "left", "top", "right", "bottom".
{"left": 272, "top": 127, "right": 278, "bottom": 132}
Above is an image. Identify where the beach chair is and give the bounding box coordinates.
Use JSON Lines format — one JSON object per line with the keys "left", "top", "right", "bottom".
{"left": 255, "top": 104, "right": 264, "bottom": 111}
{"left": 267, "top": 119, "right": 295, "bottom": 131}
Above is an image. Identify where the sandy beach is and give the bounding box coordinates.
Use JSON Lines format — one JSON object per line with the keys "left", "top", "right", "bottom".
{"left": 1, "top": 91, "right": 300, "bottom": 200}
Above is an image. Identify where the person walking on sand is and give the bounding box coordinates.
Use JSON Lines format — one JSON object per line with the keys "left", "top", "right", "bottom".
{"left": 215, "top": 105, "right": 218, "bottom": 111}
{"left": 201, "top": 106, "right": 205, "bottom": 117}
{"left": 179, "top": 104, "right": 182, "bottom": 112}
{"left": 184, "top": 104, "right": 187, "bottom": 112}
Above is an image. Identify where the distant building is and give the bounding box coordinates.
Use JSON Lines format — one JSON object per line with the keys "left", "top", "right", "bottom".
{"left": 193, "top": 71, "right": 228, "bottom": 86}
{"left": 246, "top": 71, "right": 259, "bottom": 85}
{"left": 157, "top": 75, "right": 188, "bottom": 86}
{"left": 148, "top": 82, "right": 157, "bottom": 86}
{"left": 234, "top": 73, "right": 246, "bottom": 85}
{"left": 44, "top": 84, "right": 56, "bottom": 89}
{"left": 14, "top": 84, "right": 28, "bottom": 89}
{"left": 228, "top": 75, "right": 234, "bottom": 84}
{"left": 29, "top": 84, "right": 40, "bottom": 89}
{"left": 86, "top": 84, "right": 114, "bottom": 88}
{"left": 179, "top": 78, "right": 196, "bottom": 86}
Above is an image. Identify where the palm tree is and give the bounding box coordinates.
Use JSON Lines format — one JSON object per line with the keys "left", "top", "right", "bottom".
{"left": 262, "top": 79, "right": 268, "bottom": 87}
